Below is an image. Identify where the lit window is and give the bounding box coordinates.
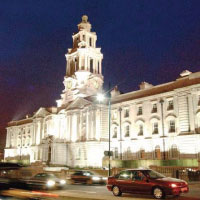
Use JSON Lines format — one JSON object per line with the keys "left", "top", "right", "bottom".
{"left": 155, "top": 146, "right": 161, "bottom": 159}
{"left": 124, "top": 125, "right": 130, "bottom": 137}
{"left": 113, "top": 127, "right": 117, "bottom": 138}
{"left": 152, "top": 103, "right": 157, "bottom": 113}
{"left": 152, "top": 122, "right": 158, "bottom": 134}
{"left": 168, "top": 100, "right": 174, "bottom": 110}
{"left": 138, "top": 124, "right": 143, "bottom": 136}
{"left": 169, "top": 120, "right": 175, "bottom": 133}
{"left": 137, "top": 106, "right": 143, "bottom": 115}
{"left": 124, "top": 108, "right": 129, "bottom": 118}
{"left": 140, "top": 149, "right": 145, "bottom": 159}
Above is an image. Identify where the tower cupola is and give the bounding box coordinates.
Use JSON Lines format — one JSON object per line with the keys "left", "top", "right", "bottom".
{"left": 56, "top": 15, "right": 104, "bottom": 107}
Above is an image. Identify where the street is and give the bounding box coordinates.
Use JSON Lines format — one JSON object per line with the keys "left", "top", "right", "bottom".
{"left": 53, "top": 183, "right": 200, "bottom": 200}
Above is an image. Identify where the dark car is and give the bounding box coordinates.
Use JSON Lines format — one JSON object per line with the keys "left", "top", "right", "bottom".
{"left": 70, "top": 170, "right": 107, "bottom": 185}
{"left": 26, "top": 173, "right": 66, "bottom": 190}
{"left": 107, "top": 169, "right": 189, "bottom": 199}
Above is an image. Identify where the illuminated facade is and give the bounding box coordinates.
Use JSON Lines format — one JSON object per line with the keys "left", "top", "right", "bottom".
{"left": 4, "top": 16, "right": 200, "bottom": 167}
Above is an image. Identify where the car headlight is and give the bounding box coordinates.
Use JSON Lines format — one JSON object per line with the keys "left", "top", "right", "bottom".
{"left": 60, "top": 180, "right": 66, "bottom": 185}
{"left": 47, "top": 180, "right": 55, "bottom": 187}
{"left": 92, "top": 176, "right": 100, "bottom": 181}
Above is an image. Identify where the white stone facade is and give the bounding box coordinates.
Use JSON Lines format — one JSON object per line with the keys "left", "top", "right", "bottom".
{"left": 4, "top": 16, "right": 200, "bottom": 167}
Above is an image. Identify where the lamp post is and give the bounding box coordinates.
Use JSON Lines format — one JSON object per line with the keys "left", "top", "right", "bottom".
{"left": 160, "top": 98, "right": 166, "bottom": 160}
{"left": 118, "top": 107, "right": 122, "bottom": 160}
{"left": 97, "top": 93, "right": 111, "bottom": 176}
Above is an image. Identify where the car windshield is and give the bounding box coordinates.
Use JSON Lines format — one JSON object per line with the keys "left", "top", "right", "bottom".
{"left": 145, "top": 170, "right": 165, "bottom": 179}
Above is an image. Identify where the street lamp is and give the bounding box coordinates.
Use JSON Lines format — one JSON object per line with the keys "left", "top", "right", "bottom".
{"left": 118, "top": 107, "right": 122, "bottom": 160}
{"left": 97, "top": 92, "right": 111, "bottom": 176}
{"left": 160, "top": 98, "right": 166, "bottom": 160}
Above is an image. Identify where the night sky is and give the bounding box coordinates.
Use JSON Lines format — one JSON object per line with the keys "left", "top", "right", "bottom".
{"left": 1, "top": 0, "right": 200, "bottom": 145}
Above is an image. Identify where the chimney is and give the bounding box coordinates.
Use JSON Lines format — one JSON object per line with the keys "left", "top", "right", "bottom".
{"left": 139, "top": 82, "right": 153, "bottom": 90}
{"left": 111, "top": 86, "right": 121, "bottom": 97}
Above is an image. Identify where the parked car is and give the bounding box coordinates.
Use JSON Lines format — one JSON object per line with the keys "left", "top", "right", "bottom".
{"left": 70, "top": 170, "right": 107, "bottom": 185}
{"left": 107, "top": 169, "right": 189, "bottom": 199}
{"left": 26, "top": 173, "right": 66, "bottom": 190}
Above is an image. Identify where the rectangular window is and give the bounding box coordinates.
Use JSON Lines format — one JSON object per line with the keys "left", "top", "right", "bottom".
{"left": 114, "top": 147, "right": 118, "bottom": 159}
{"left": 137, "top": 106, "right": 143, "bottom": 115}
{"left": 152, "top": 103, "right": 157, "bottom": 113}
{"left": 83, "top": 35, "right": 85, "bottom": 41}
{"left": 124, "top": 108, "right": 129, "bottom": 118}
{"left": 89, "top": 37, "right": 92, "bottom": 46}
{"left": 169, "top": 120, "right": 175, "bottom": 133}
{"left": 198, "top": 96, "right": 200, "bottom": 106}
{"left": 168, "top": 100, "right": 174, "bottom": 110}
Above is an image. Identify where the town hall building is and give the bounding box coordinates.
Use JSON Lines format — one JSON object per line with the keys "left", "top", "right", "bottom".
{"left": 4, "top": 16, "right": 200, "bottom": 168}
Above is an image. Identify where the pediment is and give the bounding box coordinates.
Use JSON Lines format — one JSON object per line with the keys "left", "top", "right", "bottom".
{"left": 33, "top": 107, "right": 50, "bottom": 118}
{"left": 66, "top": 97, "right": 92, "bottom": 110}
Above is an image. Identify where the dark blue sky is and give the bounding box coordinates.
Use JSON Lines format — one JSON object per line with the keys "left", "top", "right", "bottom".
{"left": 1, "top": 0, "right": 200, "bottom": 136}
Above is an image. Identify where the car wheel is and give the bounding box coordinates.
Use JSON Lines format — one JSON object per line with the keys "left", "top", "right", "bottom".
{"left": 112, "top": 186, "right": 122, "bottom": 196}
{"left": 153, "top": 187, "right": 165, "bottom": 199}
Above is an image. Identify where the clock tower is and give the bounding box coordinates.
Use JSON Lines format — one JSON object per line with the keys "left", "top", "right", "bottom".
{"left": 57, "top": 15, "right": 104, "bottom": 107}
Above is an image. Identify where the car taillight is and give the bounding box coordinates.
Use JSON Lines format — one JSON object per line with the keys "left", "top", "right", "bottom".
{"left": 171, "top": 183, "right": 177, "bottom": 188}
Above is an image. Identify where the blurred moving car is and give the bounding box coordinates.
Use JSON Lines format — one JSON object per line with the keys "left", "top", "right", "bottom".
{"left": 0, "top": 163, "right": 59, "bottom": 199}
{"left": 107, "top": 169, "right": 189, "bottom": 199}
{"left": 70, "top": 170, "right": 107, "bottom": 185}
{"left": 26, "top": 173, "right": 66, "bottom": 190}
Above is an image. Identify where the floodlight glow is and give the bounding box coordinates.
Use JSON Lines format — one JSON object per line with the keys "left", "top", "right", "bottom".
{"left": 97, "top": 93, "right": 105, "bottom": 102}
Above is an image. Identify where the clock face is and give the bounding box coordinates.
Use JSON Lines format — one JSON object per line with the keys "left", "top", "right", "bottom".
{"left": 66, "top": 81, "right": 72, "bottom": 89}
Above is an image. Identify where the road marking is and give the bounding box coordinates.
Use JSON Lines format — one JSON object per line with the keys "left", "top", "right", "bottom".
{"left": 63, "top": 190, "right": 96, "bottom": 194}
{"left": 85, "top": 191, "right": 96, "bottom": 194}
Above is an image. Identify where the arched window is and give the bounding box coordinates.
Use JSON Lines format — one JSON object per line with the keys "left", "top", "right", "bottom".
{"left": 138, "top": 124, "right": 143, "bottom": 136}
{"left": 152, "top": 122, "right": 159, "bottom": 134}
{"left": 169, "top": 120, "right": 176, "bottom": 133}
{"left": 171, "top": 144, "right": 179, "bottom": 159}
{"left": 124, "top": 125, "right": 130, "bottom": 137}
{"left": 155, "top": 145, "right": 161, "bottom": 159}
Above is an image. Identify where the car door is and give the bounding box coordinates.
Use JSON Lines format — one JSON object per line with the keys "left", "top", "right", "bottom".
{"left": 130, "top": 170, "right": 152, "bottom": 194}
{"left": 115, "top": 170, "right": 133, "bottom": 193}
